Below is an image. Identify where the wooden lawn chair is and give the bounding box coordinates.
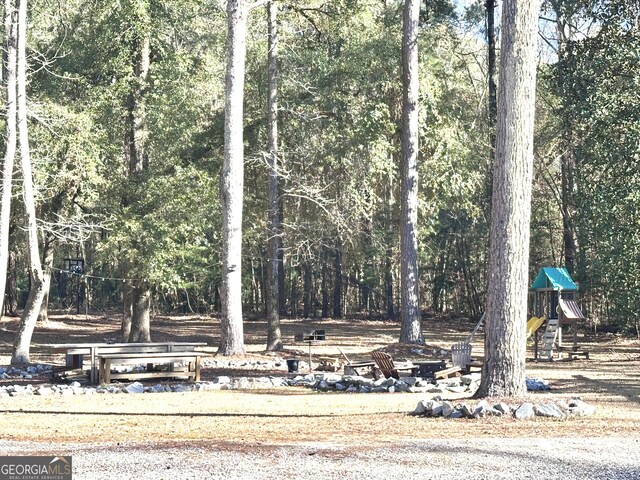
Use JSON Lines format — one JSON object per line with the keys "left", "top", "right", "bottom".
{"left": 451, "top": 313, "right": 484, "bottom": 372}
{"left": 371, "top": 351, "right": 418, "bottom": 379}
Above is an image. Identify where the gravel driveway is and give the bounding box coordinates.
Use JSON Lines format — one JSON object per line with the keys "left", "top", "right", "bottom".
{"left": 2, "top": 437, "right": 639, "bottom": 480}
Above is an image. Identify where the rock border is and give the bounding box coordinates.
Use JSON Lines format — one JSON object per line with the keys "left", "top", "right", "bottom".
{"left": 0, "top": 364, "right": 556, "bottom": 401}
{"left": 413, "top": 398, "right": 596, "bottom": 419}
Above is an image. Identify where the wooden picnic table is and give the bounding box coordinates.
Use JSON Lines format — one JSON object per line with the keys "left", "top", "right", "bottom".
{"left": 45, "top": 342, "right": 208, "bottom": 384}
{"left": 97, "top": 351, "right": 204, "bottom": 384}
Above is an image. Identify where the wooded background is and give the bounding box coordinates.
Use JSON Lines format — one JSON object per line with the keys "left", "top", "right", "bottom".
{"left": 2, "top": 0, "right": 638, "bottom": 335}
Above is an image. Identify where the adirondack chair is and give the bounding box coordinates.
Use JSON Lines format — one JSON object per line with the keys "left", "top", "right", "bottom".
{"left": 371, "top": 351, "right": 418, "bottom": 379}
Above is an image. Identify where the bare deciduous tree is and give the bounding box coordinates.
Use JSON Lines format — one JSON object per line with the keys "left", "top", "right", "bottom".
{"left": 0, "top": 0, "right": 18, "bottom": 317}
{"left": 12, "top": 0, "right": 49, "bottom": 364}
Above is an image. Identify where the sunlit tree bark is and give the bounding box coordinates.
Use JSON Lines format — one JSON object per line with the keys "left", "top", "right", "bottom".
{"left": 478, "top": 0, "right": 541, "bottom": 397}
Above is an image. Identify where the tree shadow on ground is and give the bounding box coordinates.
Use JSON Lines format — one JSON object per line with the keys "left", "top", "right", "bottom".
{"left": 572, "top": 373, "right": 640, "bottom": 405}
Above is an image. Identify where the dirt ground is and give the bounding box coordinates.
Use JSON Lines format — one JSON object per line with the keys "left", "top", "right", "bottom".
{"left": 0, "top": 312, "right": 639, "bottom": 447}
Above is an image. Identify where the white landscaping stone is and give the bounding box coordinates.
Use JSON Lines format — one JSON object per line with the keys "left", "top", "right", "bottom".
{"left": 446, "top": 385, "right": 468, "bottom": 394}
{"left": 34, "top": 387, "right": 53, "bottom": 396}
{"left": 460, "top": 373, "right": 481, "bottom": 385}
{"left": 494, "top": 403, "right": 512, "bottom": 415}
{"left": 357, "top": 378, "right": 375, "bottom": 388}
{"left": 322, "top": 373, "right": 343, "bottom": 385}
{"left": 374, "top": 377, "right": 396, "bottom": 388}
{"left": 124, "top": 382, "right": 144, "bottom": 394}
{"left": 404, "top": 377, "right": 418, "bottom": 386}
{"left": 567, "top": 399, "right": 596, "bottom": 416}
{"left": 458, "top": 403, "right": 474, "bottom": 418}
{"left": 172, "top": 384, "right": 193, "bottom": 393}
{"left": 514, "top": 402, "right": 535, "bottom": 419}
{"left": 472, "top": 400, "right": 489, "bottom": 418}
{"left": 534, "top": 403, "right": 565, "bottom": 418}
{"left": 414, "top": 400, "right": 434, "bottom": 415}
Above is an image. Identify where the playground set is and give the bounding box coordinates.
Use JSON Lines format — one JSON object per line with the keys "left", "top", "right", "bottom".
{"left": 527, "top": 267, "right": 589, "bottom": 361}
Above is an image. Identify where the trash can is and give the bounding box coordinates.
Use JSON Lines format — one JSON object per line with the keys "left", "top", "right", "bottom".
{"left": 286, "top": 359, "right": 299, "bottom": 373}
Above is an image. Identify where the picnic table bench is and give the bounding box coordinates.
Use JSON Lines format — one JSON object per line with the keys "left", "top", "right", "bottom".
{"left": 97, "top": 351, "right": 204, "bottom": 384}
{"left": 46, "top": 342, "right": 207, "bottom": 384}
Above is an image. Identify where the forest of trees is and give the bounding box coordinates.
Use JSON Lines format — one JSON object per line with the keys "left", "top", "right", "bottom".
{"left": 0, "top": 0, "right": 638, "bottom": 366}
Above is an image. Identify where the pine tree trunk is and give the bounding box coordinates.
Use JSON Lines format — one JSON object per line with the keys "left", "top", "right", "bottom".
{"left": 303, "top": 262, "right": 312, "bottom": 318}
{"left": 399, "top": 0, "right": 423, "bottom": 344}
{"left": 122, "top": 21, "right": 150, "bottom": 341}
{"left": 432, "top": 238, "right": 448, "bottom": 313}
{"left": 561, "top": 148, "right": 577, "bottom": 273}
{"left": 127, "top": 35, "right": 150, "bottom": 175}
{"left": 486, "top": 0, "right": 497, "bottom": 140}
{"left": 385, "top": 247, "right": 394, "bottom": 319}
{"left": 265, "top": 0, "right": 282, "bottom": 351}
{"left": 556, "top": 11, "right": 578, "bottom": 274}
{"left": 37, "top": 234, "right": 55, "bottom": 325}
{"left": 5, "top": 247, "right": 18, "bottom": 316}
{"left": 484, "top": 0, "right": 498, "bottom": 210}
{"left": 477, "top": 0, "right": 540, "bottom": 398}
{"left": 321, "top": 249, "right": 329, "bottom": 318}
{"left": 0, "top": 0, "right": 17, "bottom": 317}
{"left": 219, "top": 0, "right": 248, "bottom": 355}
{"left": 12, "top": 0, "right": 48, "bottom": 364}
{"left": 333, "top": 245, "right": 342, "bottom": 318}
{"left": 289, "top": 265, "right": 298, "bottom": 317}
{"left": 12, "top": 272, "right": 48, "bottom": 364}
{"left": 278, "top": 246, "right": 286, "bottom": 315}
{"left": 128, "top": 285, "right": 151, "bottom": 342}
{"left": 121, "top": 282, "right": 133, "bottom": 341}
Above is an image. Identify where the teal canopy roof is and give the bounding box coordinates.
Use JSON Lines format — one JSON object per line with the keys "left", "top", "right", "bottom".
{"left": 531, "top": 267, "right": 578, "bottom": 291}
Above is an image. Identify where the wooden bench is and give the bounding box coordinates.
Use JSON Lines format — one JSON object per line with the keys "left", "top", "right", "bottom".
{"left": 97, "top": 351, "right": 204, "bottom": 384}
{"left": 434, "top": 366, "right": 462, "bottom": 379}
{"left": 46, "top": 342, "right": 207, "bottom": 384}
{"left": 557, "top": 345, "right": 590, "bottom": 360}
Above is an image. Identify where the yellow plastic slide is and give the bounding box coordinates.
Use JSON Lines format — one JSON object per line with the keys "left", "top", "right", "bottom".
{"left": 526, "top": 316, "right": 545, "bottom": 338}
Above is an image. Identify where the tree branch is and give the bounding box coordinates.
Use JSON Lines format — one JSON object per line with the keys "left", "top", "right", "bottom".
{"left": 247, "top": 0, "right": 268, "bottom": 12}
